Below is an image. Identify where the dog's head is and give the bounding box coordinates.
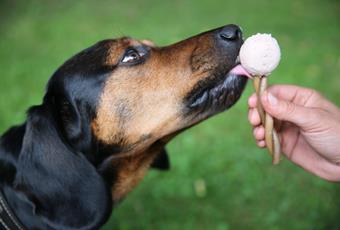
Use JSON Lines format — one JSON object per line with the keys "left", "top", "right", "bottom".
{"left": 44, "top": 24, "right": 247, "bottom": 201}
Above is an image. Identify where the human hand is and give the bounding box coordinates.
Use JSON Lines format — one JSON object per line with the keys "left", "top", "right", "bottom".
{"left": 248, "top": 84, "right": 340, "bottom": 182}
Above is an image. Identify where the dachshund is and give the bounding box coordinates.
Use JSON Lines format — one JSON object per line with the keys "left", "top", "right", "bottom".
{"left": 0, "top": 24, "right": 247, "bottom": 229}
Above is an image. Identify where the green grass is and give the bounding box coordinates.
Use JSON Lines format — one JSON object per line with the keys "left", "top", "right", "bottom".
{"left": 1, "top": 0, "right": 340, "bottom": 229}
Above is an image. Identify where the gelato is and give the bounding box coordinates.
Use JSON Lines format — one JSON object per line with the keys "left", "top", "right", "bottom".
{"left": 240, "top": 33, "right": 281, "bottom": 76}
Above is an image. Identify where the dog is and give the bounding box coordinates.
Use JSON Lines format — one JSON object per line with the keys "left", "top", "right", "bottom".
{"left": 0, "top": 24, "right": 247, "bottom": 229}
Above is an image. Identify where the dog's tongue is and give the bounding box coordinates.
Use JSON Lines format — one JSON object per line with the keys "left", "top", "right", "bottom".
{"left": 229, "top": 64, "right": 253, "bottom": 79}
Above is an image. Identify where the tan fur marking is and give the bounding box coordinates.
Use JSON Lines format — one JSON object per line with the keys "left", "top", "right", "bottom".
{"left": 110, "top": 147, "right": 160, "bottom": 201}
{"left": 90, "top": 34, "right": 219, "bottom": 201}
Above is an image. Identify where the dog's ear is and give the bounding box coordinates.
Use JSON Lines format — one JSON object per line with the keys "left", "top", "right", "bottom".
{"left": 45, "top": 74, "right": 104, "bottom": 157}
{"left": 151, "top": 147, "right": 170, "bottom": 170}
{"left": 53, "top": 93, "right": 93, "bottom": 155}
{"left": 14, "top": 106, "right": 111, "bottom": 229}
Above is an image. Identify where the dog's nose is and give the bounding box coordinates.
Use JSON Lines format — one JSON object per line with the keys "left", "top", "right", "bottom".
{"left": 219, "top": 25, "right": 242, "bottom": 41}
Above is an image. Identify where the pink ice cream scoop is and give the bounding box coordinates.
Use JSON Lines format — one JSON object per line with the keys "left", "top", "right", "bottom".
{"left": 229, "top": 33, "right": 281, "bottom": 78}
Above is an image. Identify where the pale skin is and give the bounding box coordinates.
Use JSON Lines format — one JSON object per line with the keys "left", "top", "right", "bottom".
{"left": 248, "top": 84, "right": 340, "bottom": 182}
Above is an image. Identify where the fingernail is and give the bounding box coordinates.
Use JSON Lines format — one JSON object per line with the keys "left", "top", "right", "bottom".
{"left": 267, "top": 92, "right": 278, "bottom": 106}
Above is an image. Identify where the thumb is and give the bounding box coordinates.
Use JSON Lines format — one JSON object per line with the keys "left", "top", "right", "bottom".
{"left": 261, "top": 91, "right": 313, "bottom": 128}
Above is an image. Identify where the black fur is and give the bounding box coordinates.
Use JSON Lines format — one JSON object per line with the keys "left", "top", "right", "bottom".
{"left": 0, "top": 40, "right": 116, "bottom": 229}
{"left": 150, "top": 148, "right": 170, "bottom": 170}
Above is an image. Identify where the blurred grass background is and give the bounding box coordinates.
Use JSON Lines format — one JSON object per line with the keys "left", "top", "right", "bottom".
{"left": 0, "top": 0, "right": 339, "bottom": 229}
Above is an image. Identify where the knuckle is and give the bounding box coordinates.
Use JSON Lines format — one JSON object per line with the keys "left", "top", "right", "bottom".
{"left": 309, "top": 89, "right": 322, "bottom": 100}
{"left": 285, "top": 102, "right": 296, "bottom": 115}
{"left": 304, "top": 89, "right": 324, "bottom": 107}
{"left": 275, "top": 101, "right": 295, "bottom": 119}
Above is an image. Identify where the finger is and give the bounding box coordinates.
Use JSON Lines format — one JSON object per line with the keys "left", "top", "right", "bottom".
{"left": 257, "top": 140, "right": 266, "bottom": 148}
{"left": 267, "top": 85, "right": 316, "bottom": 105}
{"left": 253, "top": 126, "right": 265, "bottom": 141}
{"left": 248, "top": 108, "right": 261, "bottom": 126}
{"left": 248, "top": 93, "right": 257, "bottom": 108}
{"left": 267, "top": 84, "right": 336, "bottom": 112}
{"left": 261, "top": 91, "right": 320, "bottom": 129}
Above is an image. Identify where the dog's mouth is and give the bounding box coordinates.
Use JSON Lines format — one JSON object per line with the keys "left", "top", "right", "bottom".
{"left": 185, "top": 58, "right": 251, "bottom": 119}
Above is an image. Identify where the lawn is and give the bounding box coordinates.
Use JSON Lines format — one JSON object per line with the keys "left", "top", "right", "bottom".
{"left": 0, "top": 0, "right": 339, "bottom": 229}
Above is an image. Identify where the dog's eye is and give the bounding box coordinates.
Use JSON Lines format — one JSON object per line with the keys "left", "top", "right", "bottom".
{"left": 121, "top": 49, "right": 142, "bottom": 64}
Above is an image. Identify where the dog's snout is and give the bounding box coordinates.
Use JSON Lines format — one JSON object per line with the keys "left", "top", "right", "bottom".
{"left": 219, "top": 25, "right": 242, "bottom": 41}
